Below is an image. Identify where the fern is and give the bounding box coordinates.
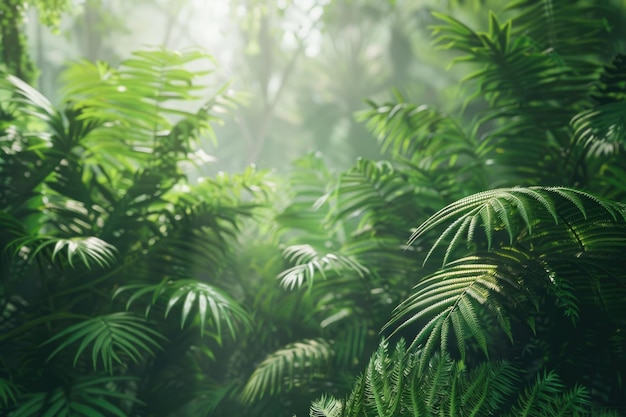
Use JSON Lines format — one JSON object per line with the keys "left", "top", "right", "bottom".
{"left": 383, "top": 251, "right": 539, "bottom": 368}
{"left": 408, "top": 186, "right": 626, "bottom": 266}
{"left": 358, "top": 100, "right": 483, "bottom": 206}
{"left": 310, "top": 395, "right": 344, "bottom": 417}
{"left": 504, "top": 371, "right": 590, "bottom": 417}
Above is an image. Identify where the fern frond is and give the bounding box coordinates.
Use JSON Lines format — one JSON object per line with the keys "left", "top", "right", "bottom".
{"left": 432, "top": 7, "right": 599, "bottom": 186}
{"left": 358, "top": 100, "right": 484, "bottom": 207}
{"left": 331, "top": 159, "right": 416, "bottom": 233}
{"left": 507, "top": 0, "right": 609, "bottom": 70}
{"left": 408, "top": 186, "right": 626, "bottom": 266}
{"left": 504, "top": 371, "right": 590, "bottom": 417}
{"left": 384, "top": 252, "right": 532, "bottom": 368}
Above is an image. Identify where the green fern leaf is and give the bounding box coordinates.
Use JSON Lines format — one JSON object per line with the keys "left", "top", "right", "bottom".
{"left": 408, "top": 186, "right": 626, "bottom": 266}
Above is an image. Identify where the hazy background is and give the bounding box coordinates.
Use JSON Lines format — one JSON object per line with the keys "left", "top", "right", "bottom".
{"left": 25, "top": 0, "right": 504, "bottom": 173}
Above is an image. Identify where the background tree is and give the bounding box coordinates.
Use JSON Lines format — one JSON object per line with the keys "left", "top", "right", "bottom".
{"left": 1, "top": 0, "right": 70, "bottom": 83}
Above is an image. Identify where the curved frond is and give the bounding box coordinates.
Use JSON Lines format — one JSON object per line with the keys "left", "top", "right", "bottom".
{"left": 8, "top": 235, "right": 117, "bottom": 269}
{"left": 408, "top": 186, "right": 626, "bottom": 266}
{"left": 384, "top": 252, "right": 532, "bottom": 367}
{"left": 241, "top": 338, "right": 334, "bottom": 404}
{"left": 11, "top": 375, "right": 137, "bottom": 417}
{"left": 116, "top": 279, "right": 252, "bottom": 340}
{"left": 0, "top": 377, "right": 19, "bottom": 408}
{"left": 310, "top": 395, "right": 343, "bottom": 417}
{"left": 277, "top": 244, "right": 368, "bottom": 290}
{"left": 43, "top": 312, "right": 166, "bottom": 373}
{"left": 504, "top": 371, "right": 590, "bottom": 417}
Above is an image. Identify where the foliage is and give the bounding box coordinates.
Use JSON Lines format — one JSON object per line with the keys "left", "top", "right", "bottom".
{"left": 310, "top": 340, "right": 611, "bottom": 417}
{"left": 296, "top": 1, "right": 626, "bottom": 416}
{"left": 0, "top": 0, "right": 71, "bottom": 82}
{"left": 4, "top": 1, "right": 626, "bottom": 416}
{"left": 0, "top": 47, "right": 270, "bottom": 415}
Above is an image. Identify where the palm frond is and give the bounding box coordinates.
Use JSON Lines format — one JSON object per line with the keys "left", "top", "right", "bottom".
{"left": 310, "top": 394, "right": 343, "bottom": 417}
{"left": 9, "top": 235, "right": 117, "bottom": 269}
{"left": 11, "top": 375, "right": 137, "bottom": 417}
{"left": 0, "top": 376, "right": 19, "bottom": 408}
{"left": 61, "top": 48, "right": 210, "bottom": 129}
{"left": 116, "top": 279, "right": 252, "bottom": 340}
{"left": 277, "top": 244, "right": 368, "bottom": 290}
{"left": 3, "top": 74, "right": 61, "bottom": 133}
{"left": 43, "top": 312, "right": 166, "bottom": 373}
{"left": 241, "top": 338, "right": 334, "bottom": 404}
{"left": 57, "top": 48, "right": 223, "bottom": 173}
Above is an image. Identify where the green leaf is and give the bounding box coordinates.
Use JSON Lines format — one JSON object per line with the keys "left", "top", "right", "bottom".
{"left": 241, "top": 339, "right": 334, "bottom": 404}
{"left": 119, "top": 279, "right": 251, "bottom": 339}
{"left": 43, "top": 312, "right": 166, "bottom": 373}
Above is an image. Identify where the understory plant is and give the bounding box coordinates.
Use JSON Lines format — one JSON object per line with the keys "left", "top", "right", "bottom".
{"left": 283, "top": 1, "right": 626, "bottom": 415}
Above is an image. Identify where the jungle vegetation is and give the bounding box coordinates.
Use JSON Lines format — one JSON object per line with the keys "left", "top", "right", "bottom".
{"left": 1, "top": 1, "right": 626, "bottom": 416}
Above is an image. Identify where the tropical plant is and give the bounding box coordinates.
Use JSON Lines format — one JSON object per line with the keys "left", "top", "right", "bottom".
{"left": 301, "top": 1, "right": 626, "bottom": 415}
{"left": 0, "top": 47, "right": 272, "bottom": 416}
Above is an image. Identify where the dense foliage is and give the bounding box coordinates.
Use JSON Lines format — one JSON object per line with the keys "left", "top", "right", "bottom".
{"left": 1, "top": 1, "right": 626, "bottom": 416}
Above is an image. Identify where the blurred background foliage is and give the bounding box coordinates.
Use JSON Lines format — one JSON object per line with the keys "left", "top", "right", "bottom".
{"left": 16, "top": 0, "right": 515, "bottom": 172}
